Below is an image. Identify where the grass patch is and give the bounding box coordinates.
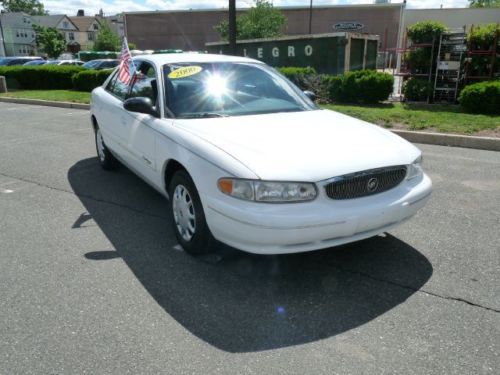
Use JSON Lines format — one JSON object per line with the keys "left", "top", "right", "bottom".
{"left": 0, "top": 90, "right": 91, "bottom": 104}
{"left": 322, "top": 102, "right": 499, "bottom": 135}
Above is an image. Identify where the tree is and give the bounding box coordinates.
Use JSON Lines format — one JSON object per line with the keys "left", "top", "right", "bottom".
{"left": 469, "top": 0, "right": 500, "bottom": 7}
{"left": 214, "top": 0, "right": 286, "bottom": 41}
{"left": 33, "top": 25, "right": 66, "bottom": 59}
{"left": 93, "top": 21, "right": 121, "bottom": 52}
{"left": 0, "top": 0, "right": 47, "bottom": 15}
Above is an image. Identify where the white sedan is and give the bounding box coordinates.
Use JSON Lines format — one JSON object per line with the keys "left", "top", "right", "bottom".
{"left": 90, "top": 53, "right": 432, "bottom": 255}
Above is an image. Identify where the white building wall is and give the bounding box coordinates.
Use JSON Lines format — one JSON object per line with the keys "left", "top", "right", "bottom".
{"left": 403, "top": 8, "right": 500, "bottom": 32}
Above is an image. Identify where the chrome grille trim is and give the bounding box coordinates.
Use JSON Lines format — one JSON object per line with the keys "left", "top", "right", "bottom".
{"left": 324, "top": 165, "right": 408, "bottom": 200}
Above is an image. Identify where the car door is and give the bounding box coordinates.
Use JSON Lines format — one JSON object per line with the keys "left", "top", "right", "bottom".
{"left": 97, "top": 71, "right": 135, "bottom": 167}
{"left": 121, "top": 61, "right": 161, "bottom": 183}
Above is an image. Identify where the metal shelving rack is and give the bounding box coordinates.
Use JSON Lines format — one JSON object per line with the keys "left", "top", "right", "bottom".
{"left": 433, "top": 28, "right": 467, "bottom": 103}
{"left": 387, "top": 29, "right": 436, "bottom": 102}
{"left": 464, "top": 24, "right": 499, "bottom": 84}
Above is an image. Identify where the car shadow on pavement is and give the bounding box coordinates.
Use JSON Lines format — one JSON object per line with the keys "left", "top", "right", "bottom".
{"left": 68, "top": 158, "right": 433, "bottom": 353}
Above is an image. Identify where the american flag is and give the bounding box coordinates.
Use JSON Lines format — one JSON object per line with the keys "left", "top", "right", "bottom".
{"left": 118, "top": 37, "right": 135, "bottom": 84}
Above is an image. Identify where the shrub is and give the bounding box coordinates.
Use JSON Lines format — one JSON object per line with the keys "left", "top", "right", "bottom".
{"left": 72, "top": 69, "right": 114, "bottom": 91}
{"left": 459, "top": 81, "right": 500, "bottom": 115}
{"left": 407, "top": 21, "right": 447, "bottom": 44}
{"left": 406, "top": 47, "right": 433, "bottom": 73}
{"left": 467, "top": 23, "right": 499, "bottom": 50}
{"left": 403, "top": 78, "right": 433, "bottom": 101}
{"left": 276, "top": 67, "right": 342, "bottom": 102}
{"left": 277, "top": 66, "right": 316, "bottom": 87}
{"left": 297, "top": 74, "right": 340, "bottom": 102}
{"left": 330, "top": 70, "right": 394, "bottom": 104}
{"left": 0, "top": 65, "right": 83, "bottom": 90}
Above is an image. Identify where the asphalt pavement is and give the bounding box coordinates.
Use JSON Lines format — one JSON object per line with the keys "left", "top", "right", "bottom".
{"left": 0, "top": 102, "right": 499, "bottom": 374}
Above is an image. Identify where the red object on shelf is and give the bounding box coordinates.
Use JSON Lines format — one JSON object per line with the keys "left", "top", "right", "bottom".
{"left": 468, "top": 50, "right": 495, "bottom": 56}
{"left": 410, "top": 43, "right": 434, "bottom": 48}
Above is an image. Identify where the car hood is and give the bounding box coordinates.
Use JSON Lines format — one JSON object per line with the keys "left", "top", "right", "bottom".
{"left": 173, "top": 109, "right": 421, "bottom": 181}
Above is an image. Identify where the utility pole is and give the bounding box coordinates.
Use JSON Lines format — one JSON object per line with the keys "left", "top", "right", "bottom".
{"left": 308, "top": 0, "right": 313, "bottom": 34}
{"left": 228, "top": 0, "right": 237, "bottom": 55}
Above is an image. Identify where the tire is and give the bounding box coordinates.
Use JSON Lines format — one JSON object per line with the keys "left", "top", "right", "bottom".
{"left": 95, "top": 125, "right": 118, "bottom": 170}
{"left": 169, "top": 170, "right": 215, "bottom": 255}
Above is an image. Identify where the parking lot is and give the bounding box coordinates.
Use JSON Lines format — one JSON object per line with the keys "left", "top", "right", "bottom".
{"left": 0, "top": 102, "right": 499, "bottom": 374}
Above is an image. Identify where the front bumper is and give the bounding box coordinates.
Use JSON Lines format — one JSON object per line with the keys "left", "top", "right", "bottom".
{"left": 202, "top": 173, "right": 432, "bottom": 254}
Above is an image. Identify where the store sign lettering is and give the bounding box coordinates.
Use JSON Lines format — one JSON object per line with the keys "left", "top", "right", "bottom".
{"left": 333, "top": 22, "right": 364, "bottom": 31}
{"left": 221, "top": 45, "right": 314, "bottom": 59}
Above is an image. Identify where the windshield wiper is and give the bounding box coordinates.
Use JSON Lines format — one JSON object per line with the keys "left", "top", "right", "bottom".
{"left": 178, "top": 112, "right": 228, "bottom": 119}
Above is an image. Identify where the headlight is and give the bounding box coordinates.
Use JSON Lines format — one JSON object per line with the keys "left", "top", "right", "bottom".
{"left": 218, "top": 178, "right": 317, "bottom": 202}
{"left": 407, "top": 155, "right": 423, "bottom": 180}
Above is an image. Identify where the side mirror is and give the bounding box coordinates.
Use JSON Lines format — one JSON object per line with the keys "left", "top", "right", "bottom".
{"left": 303, "top": 90, "right": 316, "bottom": 101}
{"left": 123, "top": 97, "right": 157, "bottom": 116}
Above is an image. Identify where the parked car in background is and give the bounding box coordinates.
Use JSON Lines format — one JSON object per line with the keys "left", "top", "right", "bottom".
{"left": 83, "top": 59, "right": 119, "bottom": 70}
{"left": 90, "top": 53, "right": 432, "bottom": 256}
{"left": 23, "top": 60, "right": 47, "bottom": 66}
{"left": 44, "top": 60, "right": 84, "bottom": 66}
{"left": 0, "top": 57, "right": 43, "bottom": 66}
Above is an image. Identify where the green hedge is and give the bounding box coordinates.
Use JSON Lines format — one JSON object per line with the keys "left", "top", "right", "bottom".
{"left": 0, "top": 65, "right": 113, "bottom": 92}
{"left": 72, "top": 69, "right": 114, "bottom": 91}
{"left": 403, "top": 78, "right": 433, "bottom": 101}
{"left": 277, "top": 67, "right": 393, "bottom": 104}
{"left": 459, "top": 81, "right": 500, "bottom": 115}
{"left": 0, "top": 65, "right": 84, "bottom": 90}
{"left": 330, "top": 70, "right": 394, "bottom": 104}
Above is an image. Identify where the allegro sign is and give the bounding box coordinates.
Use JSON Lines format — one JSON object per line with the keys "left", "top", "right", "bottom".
{"left": 220, "top": 45, "right": 315, "bottom": 59}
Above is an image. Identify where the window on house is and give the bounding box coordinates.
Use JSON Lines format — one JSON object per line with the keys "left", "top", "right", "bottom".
{"left": 69, "top": 32, "right": 75, "bottom": 41}
{"left": 94, "top": 24, "right": 99, "bottom": 30}
{"left": 63, "top": 21, "right": 69, "bottom": 28}
{"left": 16, "top": 31, "right": 19, "bottom": 37}
{"left": 87, "top": 32, "right": 95, "bottom": 41}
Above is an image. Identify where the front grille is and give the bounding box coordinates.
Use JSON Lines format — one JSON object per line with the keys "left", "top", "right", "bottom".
{"left": 325, "top": 166, "right": 407, "bottom": 200}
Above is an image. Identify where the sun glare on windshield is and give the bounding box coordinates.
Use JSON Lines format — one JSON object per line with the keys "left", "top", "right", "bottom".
{"left": 204, "top": 73, "right": 228, "bottom": 98}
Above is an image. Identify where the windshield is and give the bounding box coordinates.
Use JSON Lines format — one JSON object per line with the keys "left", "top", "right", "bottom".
{"left": 163, "top": 62, "right": 317, "bottom": 118}
{"left": 23, "top": 60, "right": 45, "bottom": 66}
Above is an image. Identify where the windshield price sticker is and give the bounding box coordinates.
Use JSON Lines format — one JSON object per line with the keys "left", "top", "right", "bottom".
{"left": 168, "top": 66, "right": 203, "bottom": 79}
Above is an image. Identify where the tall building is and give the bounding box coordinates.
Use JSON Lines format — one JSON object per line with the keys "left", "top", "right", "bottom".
{"left": 0, "top": 12, "right": 36, "bottom": 57}
{"left": 0, "top": 16, "right": 6, "bottom": 56}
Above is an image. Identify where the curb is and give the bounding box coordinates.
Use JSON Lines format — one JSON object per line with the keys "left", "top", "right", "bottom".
{"left": 0, "top": 97, "right": 90, "bottom": 110}
{"left": 391, "top": 129, "right": 500, "bottom": 152}
{"left": 1, "top": 97, "right": 499, "bottom": 152}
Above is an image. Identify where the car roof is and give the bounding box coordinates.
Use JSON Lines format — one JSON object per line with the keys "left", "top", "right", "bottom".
{"left": 133, "top": 53, "right": 262, "bottom": 68}
{"left": 2, "top": 56, "right": 42, "bottom": 60}
{"left": 86, "top": 59, "right": 118, "bottom": 63}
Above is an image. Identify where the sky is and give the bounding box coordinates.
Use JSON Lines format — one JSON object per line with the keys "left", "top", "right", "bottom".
{"left": 35, "top": 0, "right": 471, "bottom": 16}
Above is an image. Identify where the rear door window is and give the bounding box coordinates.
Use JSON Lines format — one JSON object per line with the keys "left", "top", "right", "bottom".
{"left": 106, "top": 72, "right": 130, "bottom": 100}
{"left": 128, "top": 62, "right": 158, "bottom": 105}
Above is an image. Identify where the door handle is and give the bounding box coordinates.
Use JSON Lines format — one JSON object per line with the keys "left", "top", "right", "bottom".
{"left": 142, "top": 156, "right": 152, "bottom": 165}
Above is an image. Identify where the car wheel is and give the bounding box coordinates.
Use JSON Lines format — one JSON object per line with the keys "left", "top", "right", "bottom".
{"left": 169, "top": 170, "right": 215, "bottom": 255}
{"left": 95, "top": 126, "right": 118, "bottom": 170}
